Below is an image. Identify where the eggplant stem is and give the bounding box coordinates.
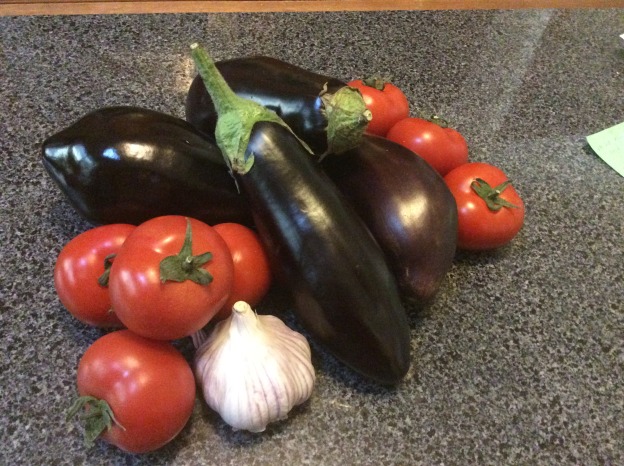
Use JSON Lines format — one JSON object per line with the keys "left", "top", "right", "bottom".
{"left": 190, "top": 43, "right": 238, "bottom": 116}
{"left": 190, "top": 43, "right": 313, "bottom": 174}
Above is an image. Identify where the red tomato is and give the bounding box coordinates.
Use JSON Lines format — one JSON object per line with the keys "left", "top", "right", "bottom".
{"left": 70, "top": 330, "right": 196, "bottom": 453}
{"left": 213, "top": 223, "right": 272, "bottom": 320}
{"left": 347, "top": 78, "right": 409, "bottom": 137}
{"left": 108, "top": 216, "right": 234, "bottom": 340}
{"left": 387, "top": 117, "right": 469, "bottom": 176}
{"left": 444, "top": 162, "right": 525, "bottom": 250}
{"left": 54, "top": 224, "right": 135, "bottom": 327}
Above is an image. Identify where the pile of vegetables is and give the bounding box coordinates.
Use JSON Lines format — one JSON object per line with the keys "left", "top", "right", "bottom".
{"left": 44, "top": 44, "right": 525, "bottom": 453}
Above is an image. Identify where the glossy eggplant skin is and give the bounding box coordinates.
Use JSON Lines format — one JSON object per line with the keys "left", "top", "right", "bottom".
{"left": 322, "top": 135, "right": 458, "bottom": 304}
{"left": 42, "top": 106, "right": 252, "bottom": 227}
{"left": 239, "top": 121, "right": 411, "bottom": 384}
{"left": 186, "top": 56, "right": 346, "bottom": 154}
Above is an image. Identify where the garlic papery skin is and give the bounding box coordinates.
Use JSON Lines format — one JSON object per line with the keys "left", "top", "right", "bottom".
{"left": 194, "top": 300, "right": 315, "bottom": 432}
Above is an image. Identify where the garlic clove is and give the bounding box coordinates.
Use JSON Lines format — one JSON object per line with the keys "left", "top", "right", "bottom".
{"left": 194, "top": 301, "right": 315, "bottom": 432}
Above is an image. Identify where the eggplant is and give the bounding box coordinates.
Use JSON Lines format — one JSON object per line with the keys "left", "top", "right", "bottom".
{"left": 322, "top": 135, "right": 458, "bottom": 303}
{"left": 42, "top": 106, "right": 252, "bottom": 227}
{"left": 191, "top": 44, "right": 410, "bottom": 384}
{"left": 186, "top": 55, "right": 371, "bottom": 155}
{"left": 186, "top": 55, "right": 457, "bottom": 303}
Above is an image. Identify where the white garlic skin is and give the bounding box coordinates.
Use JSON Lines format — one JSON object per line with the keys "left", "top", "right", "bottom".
{"left": 194, "top": 301, "right": 315, "bottom": 432}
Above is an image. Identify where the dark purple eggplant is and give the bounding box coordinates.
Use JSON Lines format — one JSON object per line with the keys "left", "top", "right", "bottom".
{"left": 186, "top": 55, "right": 371, "bottom": 155}
{"left": 190, "top": 44, "right": 410, "bottom": 384}
{"left": 185, "top": 55, "right": 457, "bottom": 304}
{"left": 322, "top": 135, "right": 458, "bottom": 304}
{"left": 42, "top": 106, "right": 252, "bottom": 227}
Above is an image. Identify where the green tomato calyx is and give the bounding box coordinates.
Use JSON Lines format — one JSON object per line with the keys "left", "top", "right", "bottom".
{"left": 160, "top": 218, "right": 213, "bottom": 285}
{"left": 428, "top": 115, "right": 450, "bottom": 128}
{"left": 471, "top": 178, "right": 519, "bottom": 211}
{"left": 67, "top": 395, "right": 126, "bottom": 448}
{"left": 97, "top": 253, "right": 116, "bottom": 287}
{"left": 362, "top": 76, "right": 386, "bottom": 90}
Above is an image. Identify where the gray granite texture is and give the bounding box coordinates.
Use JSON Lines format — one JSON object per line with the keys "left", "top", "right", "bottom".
{"left": 1, "top": 8, "right": 623, "bottom": 466}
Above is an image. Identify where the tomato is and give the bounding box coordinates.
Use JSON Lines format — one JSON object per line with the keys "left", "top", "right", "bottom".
{"left": 347, "top": 78, "right": 409, "bottom": 137}
{"left": 386, "top": 117, "right": 469, "bottom": 176}
{"left": 213, "top": 223, "right": 272, "bottom": 320}
{"left": 54, "top": 224, "right": 135, "bottom": 327}
{"left": 444, "top": 162, "right": 525, "bottom": 250}
{"left": 108, "top": 216, "right": 234, "bottom": 340}
{"left": 69, "top": 330, "right": 196, "bottom": 453}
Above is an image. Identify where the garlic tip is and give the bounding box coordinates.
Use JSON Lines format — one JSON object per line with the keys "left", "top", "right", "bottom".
{"left": 232, "top": 301, "right": 252, "bottom": 315}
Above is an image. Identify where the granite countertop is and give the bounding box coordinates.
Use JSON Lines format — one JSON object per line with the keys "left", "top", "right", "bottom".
{"left": 1, "top": 9, "right": 623, "bottom": 465}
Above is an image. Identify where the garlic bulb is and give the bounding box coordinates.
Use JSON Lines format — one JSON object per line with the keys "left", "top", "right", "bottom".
{"left": 194, "top": 301, "right": 315, "bottom": 432}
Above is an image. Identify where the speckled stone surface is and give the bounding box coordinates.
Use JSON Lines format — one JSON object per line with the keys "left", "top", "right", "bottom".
{"left": 1, "top": 9, "right": 623, "bottom": 465}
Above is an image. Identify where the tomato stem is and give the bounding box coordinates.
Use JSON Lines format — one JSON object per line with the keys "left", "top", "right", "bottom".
{"left": 471, "top": 178, "right": 519, "bottom": 211}
{"left": 97, "top": 253, "right": 116, "bottom": 287}
{"left": 67, "top": 395, "right": 125, "bottom": 448}
{"left": 429, "top": 115, "right": 449, "bottom": 128}
{"left": 159, "top": 218, "right": 214, "bottom": 285}
{"left": 362, "top": 76, "right": 386, "bottom": 90}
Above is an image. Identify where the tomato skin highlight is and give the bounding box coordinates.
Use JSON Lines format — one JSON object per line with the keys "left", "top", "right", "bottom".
{"left": 54, "top": 224, "right": 136, "bottom": 327}
{"left": 75, "top": 330, "right": 196, "bottom": 454}
{"left": 347, "top": 79, "right": 409, "bottom": 137}
{"left": 213, "top": 223, "right": 272, "bottom": 320}
{"left": 444, "top": 162, "right": 525, "bottom": 251}
{"left": 108, "top": 216, "right": 234, "bottom": 340}
{"left": 386, "top": 117, "right": 469, "bottom": 176}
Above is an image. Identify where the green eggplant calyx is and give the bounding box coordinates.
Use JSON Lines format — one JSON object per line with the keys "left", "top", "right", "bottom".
{"left": 190, "top": 43, "right": 312, "bottom": 174}
{"left": 97, "top": 253, "right": 116, "bottom": 287}
{"left": 320, "top": 85, "right": 372, "bottom": 156}
{"left": 362, "top": 76, "right": 386, "bottom": 90}
{"left": 160, "top": 218, "right": 214, "bottom": 285}
{"left": 66, "top": 395, "right": 125, "bottom": 448}
{"left": 471, "top": 178, "right": 519, "bottom": 211}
